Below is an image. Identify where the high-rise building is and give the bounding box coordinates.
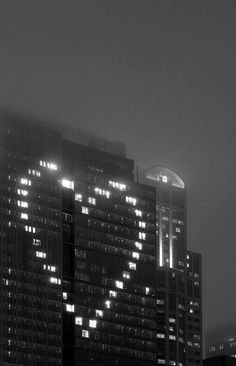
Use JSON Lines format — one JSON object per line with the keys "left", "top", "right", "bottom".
{"left": 206, "top": 323, "right": 236, "bottom": 359}
{"left": 0, "top": 111, "right": 202, "bottom": 366}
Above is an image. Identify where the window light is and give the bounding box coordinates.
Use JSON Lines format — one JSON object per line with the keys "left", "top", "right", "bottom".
{"left": 109, "top": 290, "right": 117, "bottom": 298}
{"left": 88, "top": 197, "right": 96, "bottom": 205}
{"left": 33, "top": 238, "right": 41, "bottom": 246}
{"left": 135, "top": 242, "right": 142, "bottom": 250}
{"left": 82, "top": 206, "right": 89, "bottom": 215}
{"left": 138, "top": 221, "right": 146, "bottom": 228}
{"left": 75, "top": 193, "right": 82, "bottom": 202}
{"left": 63, "top": 292, "right": 67, "bottom": 300}
{"left": 75, "top": 317, "right": 83, "bottom": 325}
{"left": 35, "top": 251, "right": 46, "bottom": 259}
{"left": 20, "top": 178, "right": 31, "bottom": 186}
{"left": 145, "top": 287, "right": 150, "bottom": 295}
{"left": 49, "top": 277, "right": 61, "bottom": 285}
{"left": 105, "top": 300, "right": 111, "bottom": 309}
{"left": 94, "top": 187, "right": 110, "bottom": 198}
{"left": 108, "top": 181, "right": 126, "bottom": 191}
{"left": 122, "top": 271, "right": 130, "bottom": 279}
{"left": 132, "top": 252, "right": 139, "bottom": 260}
{"left": 176, "top": 227, "right": 181, "bottom": 233}
{"left": 125, "top": 196, "right": 137, "bottom": 206}
{"left": 139, "top": 232, "right": 146, "bottom": 240}
{"left": 157, "top": 333, "right": 165, "bottom": 339}
{"left": 65, "top": 304, "right": 74, "bottom": 312}
{"left": 95, "top": 310, "right": 103, "bottom": 317}
{"left": 162, "top": 175, "right": 168, "bottom": 183}
{"left": 17, "top": 189, "right": 28, "bottom": 196}
{"left": 115, "top": 280, "right": 123, "bottom": 289}
{"left": 89, "top": 319, "right": 97, "bottom": 328}
{"left": 135, "top": 209, "right": 142, "bottom": 217}
{"left": 47, "top": 162, "right": 58, "bottom": 171}
{"left": 128, "top": 262, "right": 136, "bottom": 270}
{"left": 20, "top": 213, "right": 28, "bottom": 220}
{"left": 82, "top": 329, "right": 89, "bottom": 338}
{"left": 61, "top": 179, "right": 74, "bottom": 190}
{"left": 25, "top": 226, "right": 36, "bottom": 233}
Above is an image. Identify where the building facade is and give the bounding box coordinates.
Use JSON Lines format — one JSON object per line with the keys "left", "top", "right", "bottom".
{"left": 206, "top": 323, "right": 236, "bottom": 359}
{"left": 0, "top": 112, "right": 202, "bottom": 366}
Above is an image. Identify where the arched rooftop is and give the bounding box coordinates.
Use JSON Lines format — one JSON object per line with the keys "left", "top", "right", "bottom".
{"left": 146, "top": 166, "right": 185, "bottom": 189}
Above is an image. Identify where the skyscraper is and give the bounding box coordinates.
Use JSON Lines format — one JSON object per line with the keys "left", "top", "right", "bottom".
{"left": 0, "top": 111, "right": 202, "bottom": 366}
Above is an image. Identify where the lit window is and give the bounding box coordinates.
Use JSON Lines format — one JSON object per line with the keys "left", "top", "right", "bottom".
{"left": 82, "top": 206, "right": 89, "bottom": 215}
{"left": 135, "top": 241, "right": 143, "bottom": 250}
{"left": 176, "top": 227, "right": 181, "bottom": 233}
{"left": 25, "top": 225, "right": 36, "bottom": 233}
{"left": 145, "top": 287, "right": 150, "bottom": 295}
{"left": 35, "top": 251, "right": 46, "bottom": 258}
{"left": 88, "top": 197, "right": 96, "bottom": 205}
{"left": 162, "top": 175, "right": 168, "bottom": 183}
{"left": 61, "top": 179, "right": 74, "bottom": 190}
{"left": 128, "top": 262, "right": 136, "bottom": 270}
{"left": 20, "top": 213, "right": 28, "bottom": 220}
{"left": 96, "top": 310, "right": 103, "bottom": 317}
{"left": 190, "top": 309, "right": 194, "bottom": 314}
{"left": 138, "top": 221, "right": 146, "bottom": 228}
{"left": 89, "top": 319, "right": 97, "bottom": 328}
{"left": 158, "top": 359, "right": 166, "bottom": 364}
{"left": 157, "top": 333, "right": 165, "bottom": 339}
{"left": 75, "top": 317, "right": 83, "bottom": 325}
{"left": 40, "top": 160, "right": 47, "bottom": 167}
{"left": 125, "top": 196, "right": 137, "bottom": 206}
{"left": 109, "top": 290, "right": 117, "bottom": 298}
{"left": 169, "top": 335, "right": 176, "bottom": 340}
{"left": 132, "top": 252, "right": 139, "bottom": 260}
{"left": 109, "top": 181, "right": 126, "bottom": 191}
{"left": 20, "top": 178, "right": 31, "bottom": 186}
{"left": 82, "top": 329, "right": 89, "bottom": 338}
{"left": 33, "top": 238, "right": 41, "bottom": 246}
{"left": 105, "top": 300, "right": 111, "bottom": 308}
{"left": 122, "top": 271, "right": 130, "bottom": 279}
{"left": 169, "top": 318, "right": 176, "bottom": 323}
{"left": 47, "top": 162, "right": 58, "bottom": 171}
{"left": 135, "top": 209, "right": 142, "bottom": 217}
{"left": 139, "top": 232, "right": 146, "bottom": 240}
{"left": 115, "top": 281, "right": 123, "bottom": 289}
{"left": 17, "top": 201, "right": 28, "bottom": 208}
{"left": 65, "top": 304, "right": 74, "bottom": 312}
{"left": 17, "top": 189, "right": 28, "bottom": 196}
{"left": 94, "top": 187, "right": 110, "bottom": 198}
{"left": 75, "top": 193, "right": 82, "bottom": 202}
{"left": 62, "top": 292, "right": 67, "bottom": 300}
{"left": 49, "top": 277, "right": 61, "bottom": 285}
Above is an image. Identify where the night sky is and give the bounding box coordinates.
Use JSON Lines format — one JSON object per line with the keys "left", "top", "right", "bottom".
{"left": 0, "top": 0, "right": 236, "bottom": 335}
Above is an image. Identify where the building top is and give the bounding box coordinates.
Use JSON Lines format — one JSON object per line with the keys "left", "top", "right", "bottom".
{"left": 146, "top": 166, "right": 185, "bottom": 189}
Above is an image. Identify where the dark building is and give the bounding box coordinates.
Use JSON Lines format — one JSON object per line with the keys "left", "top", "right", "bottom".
{"left": 204, "top": 356, "right": 236, "bottom": 366}
{"left": 0, "top": 111, "right": 202, "bottom": 366}
{"left": 206, "top": 323, "right": 236, "bottom": 359}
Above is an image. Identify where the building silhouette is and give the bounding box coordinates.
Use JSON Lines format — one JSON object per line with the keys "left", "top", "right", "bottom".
{"left": 0, "top": 111, "right": 202, "bottom": 365}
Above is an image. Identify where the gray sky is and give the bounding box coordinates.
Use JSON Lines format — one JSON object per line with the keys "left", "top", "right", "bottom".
{"left": 0, "top": 0, "right": 236, "bottom": 334}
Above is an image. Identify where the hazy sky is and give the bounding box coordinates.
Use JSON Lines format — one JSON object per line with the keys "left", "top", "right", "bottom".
{"left": 0, "top": 0, "right": 236, "bottom": 334}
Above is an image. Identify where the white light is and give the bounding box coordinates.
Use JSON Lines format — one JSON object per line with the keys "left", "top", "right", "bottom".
{"left": 128, "top": 262, "right": 136, "bottom": 270}
{"left": 109, "top": 290, "right": 117, "bottom": 298}
{"left": 135, "top": 209, "right": 142, "bottom": 217}
{"left": 88, "top": 197, "right": 96, "bottom": 205}
{"left": 82, "top": 329, "right": 89, "bottom": 338}
{"left": 18, "top": 189, "right": 28, "bottom": 196}
{"left": 139, "top": 232, "right": 146, "bottom": 240}
{"left": 115, "top": 280, "right": 123, "bottom": 289}
{"left": 20, "top": 213, "right": 28, "bottom": 220}
{"left": 89, "top": 319, "right": 97, "bottom": 328}
{"left": 132, "top": 252, "right": 139, "bottom": 260}
{"left": 145, "top": 287, "right": 150, "bottom": 295}
{"left": 125, "top": 196, "right": 137, "bottom": 206}
{"left": 75, "top": 193, "right": 82, "bottom": 202}
{"left": 18, "top": 201, "right": 28, "bottom": 208}
{"left": 49, "top": 277, "right": 61, "bottom": 285}
{"left": 20, "top": 178, "right": 31, "bottom": 186}
{"left": 94, "top": 187, "right": 110, "bottom": 198}
{"left": 82, "top": 206, "right": 89, "bottom": 215}
{"left": 47, "top": 162, "right": 58, "bottom": 171}
{"left": 105, "top": 300, "right": 111, "bottom": 308}
{"left": 75, "top": 317, "right": 83, "bottom": 325}
{"left": 35, "top": 251, "right": 46, "bottom": 259}
{"left": 65, "top": 304, "right": 74, "bottom": 312}
{"left": 157, "top": 333, "right": 165, "bottom": 339}
{"left": 122, "top": 271, "right": 130, "bottom": 279}
{"left": 109, "top": 181, "right": 126, "bottom": 191}
{"left": 62, "top": 179, "right": 74, "bottom": 190}
{"left": 25, "top": 225, "right": 36, "bottom": 233}
{"left": 95, "top": 310, "right": 103, "bottom": 317}
{"left": 33, "top": 238, "right": 41, "bottom": 246}
{"left": 176, "top": 227, "right": 181, "bottom": 233}
{"left": 63, "top": 292, "right": 67, "bottom": 300}
{"left": 162, "top": 175, "right": 168, "bottom": 183}
{"left": 135, "top": 242, "right": 142, "bottom": 250}
{"left": 138, "top": 221, "right": 146, "bottom": 228}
